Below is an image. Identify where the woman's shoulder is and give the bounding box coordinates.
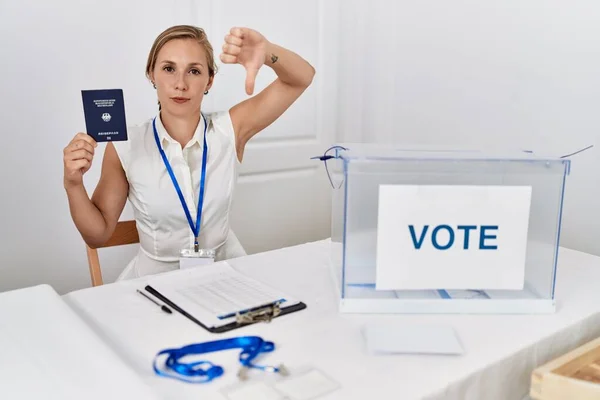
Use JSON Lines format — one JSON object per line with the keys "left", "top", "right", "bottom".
{"left": 128, "top": 117, "right": 154, "bottom": 137}
{"left": 115, "top": 118, "right": 154, "bottom": 145}
{"left": 111, "top": 117, "right": 154, "bottom": 168}
{"left": 205, "top": 110, "right": 234, "bottom": 138}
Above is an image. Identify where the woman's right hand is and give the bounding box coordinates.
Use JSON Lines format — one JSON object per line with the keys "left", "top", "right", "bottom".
{"left": 63, "top": 132, "right": 98, "bottom": 189}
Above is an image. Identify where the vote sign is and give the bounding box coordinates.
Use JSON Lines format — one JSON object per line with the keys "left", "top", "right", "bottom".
{"left": 375, "top": 185, "right": 532, "bottom": 290}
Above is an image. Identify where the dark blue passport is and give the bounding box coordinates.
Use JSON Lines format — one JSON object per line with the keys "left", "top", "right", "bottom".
{"left": 81, "top": 89, "right": 128, "bottom": 142}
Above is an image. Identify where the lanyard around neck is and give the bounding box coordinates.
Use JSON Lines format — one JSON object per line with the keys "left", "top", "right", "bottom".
{"left": 152, "top": 115, "right": 208, "bottom": 250}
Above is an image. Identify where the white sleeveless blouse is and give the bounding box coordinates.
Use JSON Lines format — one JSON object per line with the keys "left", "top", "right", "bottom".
{"left": 112, "top": 110, "right": 246, "bottom": 280}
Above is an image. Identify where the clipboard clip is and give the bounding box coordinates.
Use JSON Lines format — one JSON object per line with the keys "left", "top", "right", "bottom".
{"left": 235, "top": 302, "right": 282, "bottom": 324}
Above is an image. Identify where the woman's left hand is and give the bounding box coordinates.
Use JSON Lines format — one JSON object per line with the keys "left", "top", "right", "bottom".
{"left": 220, "top": 27, "right": 269, "bottom": 95}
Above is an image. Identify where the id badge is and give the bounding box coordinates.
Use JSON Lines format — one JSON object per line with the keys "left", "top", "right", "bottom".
{"left": 179, "top": 248, "right": 215, "bottom": 269}
{"left": 221, "top": 365, "right": 340, "bottom": 400}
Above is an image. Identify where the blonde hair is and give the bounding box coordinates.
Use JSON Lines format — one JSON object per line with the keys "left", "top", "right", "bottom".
{"left": 145, "top": 25, "right": 218, "bottom": 80}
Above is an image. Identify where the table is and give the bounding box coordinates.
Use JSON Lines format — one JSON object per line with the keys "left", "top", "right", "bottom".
{"left": 63, "top": 240, "right": 600, "bottom": 400}
{"left": 0, "top": 284, "right": 160, "bottom": 400}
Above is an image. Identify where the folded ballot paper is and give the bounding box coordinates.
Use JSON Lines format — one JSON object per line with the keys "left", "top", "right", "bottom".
{"left": 0, "top": 284, "right": 160, "bottom": 400}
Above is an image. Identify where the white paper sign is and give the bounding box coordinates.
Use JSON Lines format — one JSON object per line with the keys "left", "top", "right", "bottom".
{"left": 375, "top": 185, "right": 532, "bottom": 290}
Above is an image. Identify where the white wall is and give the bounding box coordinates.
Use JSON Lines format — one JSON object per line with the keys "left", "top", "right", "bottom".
{"left": 336, "top": 0, "right": 600, "bottom": 256}
{"left": 2, "top": 0, "right": 598, "bottom": 295}
{"left": 0, "top": 0, "right": 336, "bottom": 294}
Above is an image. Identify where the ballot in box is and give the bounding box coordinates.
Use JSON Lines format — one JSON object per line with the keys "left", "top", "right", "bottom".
{"left": 326, "top": 144, "right": 571, "bottom": 314}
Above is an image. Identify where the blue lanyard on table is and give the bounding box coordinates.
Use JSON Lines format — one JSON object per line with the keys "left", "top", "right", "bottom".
{"left": 153, "top": 336, "right": 286, "bottom": 383}
{"left": 153, "top": 115, "right": 208, "bottom": 251}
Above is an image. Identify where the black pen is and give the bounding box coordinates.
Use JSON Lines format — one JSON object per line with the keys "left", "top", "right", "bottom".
{"left": 137, "top": 289, "right": 172, "bottom": 314}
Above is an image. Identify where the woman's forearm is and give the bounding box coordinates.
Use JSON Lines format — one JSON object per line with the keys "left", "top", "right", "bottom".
{"left": 263, "top": 42, "right": 315, "bottom": 88}
{"left": 65, "top": 184, "right": 109, "bottom": 248}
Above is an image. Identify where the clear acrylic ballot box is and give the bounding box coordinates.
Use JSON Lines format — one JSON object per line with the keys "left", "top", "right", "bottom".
{"left": 327, "top": 144, "right": 571, "bottom": 314}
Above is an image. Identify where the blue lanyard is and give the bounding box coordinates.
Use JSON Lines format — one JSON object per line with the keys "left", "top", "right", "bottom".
{"left": 153, "top": 115, "right": 208, "bottom": 250}
{"left": 153, "top": 336, "right": 285, "bottom": 383}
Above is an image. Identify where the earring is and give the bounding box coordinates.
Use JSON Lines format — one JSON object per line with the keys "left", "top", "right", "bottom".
{"left": 152, "top": 82, "right": 156, "bottom": 89}
{"left": 204, "top": 90, "right": 209, "bottom": 95}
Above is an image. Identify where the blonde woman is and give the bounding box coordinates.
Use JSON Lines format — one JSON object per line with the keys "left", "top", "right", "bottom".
{"left": 63, "top": 25, "right": 315, "bottom": 279}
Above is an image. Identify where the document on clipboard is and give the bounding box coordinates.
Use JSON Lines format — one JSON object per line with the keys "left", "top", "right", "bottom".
{"left": 144, "top": 262, "right": 307, "bottom": 333}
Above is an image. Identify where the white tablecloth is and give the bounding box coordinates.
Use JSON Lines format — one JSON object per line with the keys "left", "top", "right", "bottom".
{"left": 62, "top": 240, "right": 600, "bottom": 400}
{"left": 0, "top": 284, "right": 160, "bottom": 400}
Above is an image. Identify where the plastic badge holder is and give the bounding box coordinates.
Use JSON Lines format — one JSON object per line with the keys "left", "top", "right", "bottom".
{"left": 179, "top": 248, "right": 215, "bottom": 269}
{"left": 221, "top": 365, "right": 340, "bottom": 400}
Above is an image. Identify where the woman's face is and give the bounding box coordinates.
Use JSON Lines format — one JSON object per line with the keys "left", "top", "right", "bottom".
{"left": 151, "top": 38, "right": 213, "bottom": 117}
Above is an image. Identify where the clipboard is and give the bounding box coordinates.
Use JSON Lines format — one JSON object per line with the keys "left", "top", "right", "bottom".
{"left": 146, "top": 285, "right": 306, "bottom": 333}
{"left": 142, "top": 263, "right": 307, "bottom": 333}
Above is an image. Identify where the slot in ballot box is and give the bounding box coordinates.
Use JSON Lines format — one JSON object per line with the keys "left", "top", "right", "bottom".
{"left": 327, "top": 144, "right": 571, "bottom": 314}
